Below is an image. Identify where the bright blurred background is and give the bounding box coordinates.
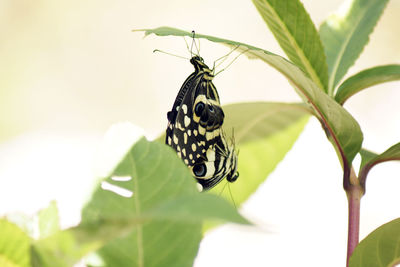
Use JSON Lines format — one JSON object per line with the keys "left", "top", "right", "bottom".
{"left": 1, "top": 0, "right": 400, "bottom": 266}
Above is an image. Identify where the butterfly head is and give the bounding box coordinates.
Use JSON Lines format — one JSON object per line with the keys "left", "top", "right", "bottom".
{"left": 190, "top": 56, "right": 213, "bottom": 76}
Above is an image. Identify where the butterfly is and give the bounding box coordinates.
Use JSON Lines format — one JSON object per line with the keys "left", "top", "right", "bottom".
{"left": 165, "top": 54, "right": 239, "bottom": 191}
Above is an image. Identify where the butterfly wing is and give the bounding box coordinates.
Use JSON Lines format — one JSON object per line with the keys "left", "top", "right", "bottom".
{"left": 166, "top": 56, "right": 239, "bottom": 190}
{"left": 167, "top": 70, "right": 224, "bottom": 159}
{"left": 193, "top": 130, "right": 238, "bottom": 190}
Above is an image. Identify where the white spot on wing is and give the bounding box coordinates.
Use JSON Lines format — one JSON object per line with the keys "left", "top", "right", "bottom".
{"left": 206, "top": 149, "right": 216, "bottom": 162}
{"left": 182, "top": 104, "right": 188, "bottom": 114}
{"left": 184, "top": 116, "right": 191, "bottom": 127}
{"left": 177, "top": 122, "right": 184, "bottom": 131}
{"left": 184, "top": 133, "right": 188, "bottom": 144}
{"left": 197, "top": 183, "right": 203, "bottom": 192}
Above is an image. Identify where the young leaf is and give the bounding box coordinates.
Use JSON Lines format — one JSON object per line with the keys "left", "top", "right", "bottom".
{"left": 210, "top": 102, "right": 309, "bottom": 204}
{"left": 0, "top": 219, "right": 30, "bottom": 267}
{"left": 335, "top": 65, "right": 400, "bottom": 105}
{"left": 349, "top": 218, "right": 400, "bottom": 267}
{"left": 38, "top": 201, "right": 60, "bottom": 239}
{"left": 136, "top": 27, "right": 363, "bottom": 172}
{"left": 31, "top": 228, "right": 103, "bottom": 267}
{"left": 359, "top": 142, "right": 400, "bottom": 193}
{"left": 358, "top": 148, "right": 378, "bottom": 173}
{"left": 320, "top": 0, "right": 390, "bottom": 94}
{"left": 252, "top": 0, "right": 329, "bottom": 92}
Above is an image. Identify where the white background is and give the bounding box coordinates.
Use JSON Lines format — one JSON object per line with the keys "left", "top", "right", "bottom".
{"left": 0, "top": 0, "right": 400, "bottom": 266}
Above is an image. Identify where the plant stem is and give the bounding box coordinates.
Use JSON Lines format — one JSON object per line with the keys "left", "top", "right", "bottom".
{"left": 345, "top": 169, "right": 362, "bottom": 267}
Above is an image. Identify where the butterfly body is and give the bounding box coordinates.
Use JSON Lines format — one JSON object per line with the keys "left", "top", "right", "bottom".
{"left": 166, "top": 56, "right": 239, "bottom": 190}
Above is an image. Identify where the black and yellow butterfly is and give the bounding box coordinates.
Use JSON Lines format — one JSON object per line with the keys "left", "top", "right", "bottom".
{"left": 165, "top": 52, "right": 239, "bottom": 191}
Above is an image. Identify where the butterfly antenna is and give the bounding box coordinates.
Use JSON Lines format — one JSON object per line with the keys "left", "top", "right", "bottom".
{"left": 231, "top": 128, "right": 237, "bottom": 146}
{"left": 153, "top": 49, "right": 189, "bottom": 60}
{"left": 213, "top": 45, "right": 240, "bottom": 70}
{"left": 197, "top": 36, "right": 201, "bottom": 55}
{"left": 183, "top": 35, "right": 190, "bottom": 53}
{"left": 228, "top": 183, "right": 237, "bottom": 209}
{"left": 190, "top": 30, "right": 201, "bottom": 57}
{"left": 219, "top": 181, "right": 229, "bottom": 196}
{"left": 214, "top": 47, "right": 250, "bottom": 76}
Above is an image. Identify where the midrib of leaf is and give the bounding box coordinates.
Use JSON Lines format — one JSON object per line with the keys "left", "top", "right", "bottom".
{"left": 128, "top": 152, "right": 143, "bottom": 267}
{"left": 327, "top": 5, "right": 369, "bottom": 93}
{"left": 295, "top": 77, "right": 347, "bottom": 170}
{"left": 241, "top": 47, "right": 356, "bottom": 169}
{"left": 255, "top": 0, "right": 325, "bottom": 91}
{"left": 245, "top": 43, "right": 349, "bottom": 169}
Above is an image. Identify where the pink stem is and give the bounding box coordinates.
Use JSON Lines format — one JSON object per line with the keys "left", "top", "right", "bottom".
{"left": 345, "top": 181, "right": 362, "bottom": 266}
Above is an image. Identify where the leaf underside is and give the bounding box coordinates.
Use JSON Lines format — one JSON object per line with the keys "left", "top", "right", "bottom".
{"left": 335, "top": 65, "right": 400, "bottom": 104}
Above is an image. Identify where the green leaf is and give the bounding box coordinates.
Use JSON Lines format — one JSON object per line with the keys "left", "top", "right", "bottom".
{"left": 349, "top": 218, "right": 400, "bottom": 267}
{"left": 143, "top": 194, "right": 249, "bottom": 224}
{"left": 210, "top": 102, "right": 309, "bottom": 204}
{"left": 33, "top": 125, "right": 248, "bottom": 267}
{"left": 320, "top": 0, "right": 390, "bottom": 94}
{"left": 38, "top": 201, "right": 60, "bottom": 239}
{"left": 86, "top": 138, "right": 195, "bottom": 267}
{"left": 31, "top": 228, "right": 103, "bottom": 267}
{"left": 137, "top": 26, "right": 363, "bottom": 182}
{"left": 359, "top": 148, "right": 378, "bottom": 173}
{"left": 252, "top": 0, "right": 329, "bottom": 92}
{"left": 359, "top": 143, "right": 400, "bottom": 193}
{"left": 335, "top": 65, "right": 400, "bottom": 104}
{"left": 0, "top": 219, "right": 30, "bottom": 267}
